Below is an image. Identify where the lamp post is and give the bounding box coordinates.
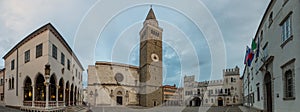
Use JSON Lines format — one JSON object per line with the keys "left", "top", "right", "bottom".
{"left": 89, "top": 91, "right": 94, "bottom": 105}
{"left": 88, "top": 92, "right": 93, "bottom": 111}
{"left": 44, "top": 63, "right": 50, "bottom": 108}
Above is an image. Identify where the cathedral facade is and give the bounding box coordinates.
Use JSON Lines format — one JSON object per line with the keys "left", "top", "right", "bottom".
{"left": 87, "top": 8, "right": 163, "bottom": 107}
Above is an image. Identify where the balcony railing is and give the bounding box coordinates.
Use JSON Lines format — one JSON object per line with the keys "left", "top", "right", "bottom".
{"left": 23, "top": 101, "right": 32, "bottom": 106}
{"left": 34, "top": 101, "right": 46, "bottom": 107}
{"left": 23, "top": 101, "right": 68, "bottom": 107}
{"left": 49, "top": 101, "right": 56, "bottom": 107}
{"left": 58, "top": 101, "right": 64, "bottom": 106}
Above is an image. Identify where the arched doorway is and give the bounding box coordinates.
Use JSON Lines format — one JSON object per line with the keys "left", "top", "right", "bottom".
{"left": 65, "top": 81, "right": 69, "bottom": 106}
{"left": 58, "top": 78, "right": 64, "bottom": 101}
{"left": 24, "top": 76, "right": 32, "bottom": 105}
{"left": 49, "top": 74, "right": 56, "bottom": 101}
{"left": 218, "top": 97, "right": 223, "bottom": 106}
{"left": 70, "top": 84, "right": 74, "bottom": 105}
{"left": 116, "top": 91, "right": 123, "bottom": 105}
{"left": 74, "top": 86, "right": 77, "bottom": 105}
{"left": 35, "top": 74, "right": 45, "bottom": 101}
{"left": 189, "top": 97, "right": 201, "bottom": 106}
{"left": 264, "top": 72, "right": 272, "bottom": 112}
{"left": 233, "top": 97, "right": 236, "bottom": 103}
{"left": 194, "top": 97, "right": 201, "bottom": 106}
{"left": 78, "top": 90, "right": 80, "bottom": 105}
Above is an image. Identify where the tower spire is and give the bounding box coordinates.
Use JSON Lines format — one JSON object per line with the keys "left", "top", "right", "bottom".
{"left": 145, "top": 6, "right": 156, "bottom": 20}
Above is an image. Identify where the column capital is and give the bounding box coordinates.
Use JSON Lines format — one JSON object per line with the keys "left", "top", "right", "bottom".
{"left": 44, "top": 82, "right": 50, "bottom": 86}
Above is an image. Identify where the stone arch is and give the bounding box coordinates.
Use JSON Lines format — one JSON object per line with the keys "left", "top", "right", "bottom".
{"left": 217, "top": 97, "right": 223, "bottom": 106}
{"left": 189, "top": 97, "right": 201, "bottom": 106}
{"left": 114, "top": 87, "right": 125, "bottom": 105}
{"left": 35, "top": 73, "right": 45, "bottom": 101}
{"left": 34, "top": 72, "right": 43, "bottom": 81}
{"left": 74, "top": 86, "right": 77, "bottom": 105}
{"left": 58, "top": 78, "right": 64, "bottom": 101}
{"left": 70, "top": 83, "right": 74, "bottom": 105}
{"left": 49, "top": 74, "right": 57, "bottom": 101}
{"left": 65, "top": 81, "right": 70, "bottom": 106}
{"left": 23, "top": 76, "right": 32, "bottom": 101}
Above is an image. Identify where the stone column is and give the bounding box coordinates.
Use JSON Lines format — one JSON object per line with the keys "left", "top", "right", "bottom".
{"left": 63, "top": 85, "right": 65, "bottom": 107}
{"left": 68, "top": 89, "right": 71, "bottom": 106}
{"left": 32, "top": 84, "right": 35, "bottom": 107}
{"left": 72, "top": 90, "right": 75, "bottom": 105}
{"left": 56, "top": 85, "right": 59, "bottom": 107}
{"left": 45, "top": 82, "right": 49, "bottom": 108}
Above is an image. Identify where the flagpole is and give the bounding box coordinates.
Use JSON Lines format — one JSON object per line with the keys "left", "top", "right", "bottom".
{"left": 247, "top": 61, "right": 251, "bottom": 111}
{"left": 245, "top": 46, "right": 251, "bottom": 111}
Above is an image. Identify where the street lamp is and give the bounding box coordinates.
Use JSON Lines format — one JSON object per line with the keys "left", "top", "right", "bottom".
{"left": 88, "top": 92, "right": 93, "bottom": 111}
{"left": 45, "top": 63, "right": 51, "bottom": 79}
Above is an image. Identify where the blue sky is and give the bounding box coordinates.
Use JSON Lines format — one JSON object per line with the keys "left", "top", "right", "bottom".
{"left": 0, "top": 0, "right": 270, "bottom": 87}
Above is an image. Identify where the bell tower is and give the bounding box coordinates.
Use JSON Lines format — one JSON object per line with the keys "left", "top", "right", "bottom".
{"left": 139, "top": 7, "right": 163, "bottom": 107}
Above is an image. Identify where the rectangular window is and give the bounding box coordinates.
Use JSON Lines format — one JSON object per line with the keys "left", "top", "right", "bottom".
{"left": 67, "top": 59, "right": 70, "bottom": 70}
{"left": 286, "top": 71, "right": 293, "bottom": 98}
{"left": 24, "top": 50, "right": 30, "bottom": 63}
{"left": 61, "top": 53, "right": 65, "bottom": 65}
{"left": 11, "top": 60, "right": 15, "bottom": 70}
{"left": 282, "top": 59, "right": 295, "bottom": 100}
{"left": 257, "top": 84, "right": 260, "bottom": 101}
{"left": 76, "top": 69, "right": 78, "bottom": 77}
{"left": 36, "top": 43, "right": 43, "bottom": 58}
{"left": 52, "top": 44, "right": 57, "bottom": 59}
{"left": 252, "top": 93, "right": 255, "bottom": 103}
{"left": 281, "top": 16, "right": 291, "bottom": 42}
{"left": 11, "top": 77, "right": 14, "bottom": 89}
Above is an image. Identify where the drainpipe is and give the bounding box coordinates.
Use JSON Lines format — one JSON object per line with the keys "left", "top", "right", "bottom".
{"left": 16, "top": 48, "right": 18, "bottom": 96}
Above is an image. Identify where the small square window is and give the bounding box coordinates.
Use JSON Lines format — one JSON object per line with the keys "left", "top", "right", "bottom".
{"left": 36, "top": 43, "right": 43, "bottom": 58}
{"left": 52, "top": 44, "right": 57, "bottom": 59}
{"left": 24, "top": 50, "right": 30, "bottom": 63}
{"left": 67, "top": 59, "right": 70, "bottom": 70}
{"left": 61, "top": 53, "right": 65, "bottom": 65}
{"left": 11, "top": 60, "right": 15, "bottom": 70}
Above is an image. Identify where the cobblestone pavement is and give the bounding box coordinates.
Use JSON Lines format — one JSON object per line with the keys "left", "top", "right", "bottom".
{"left": 206, "top": 106, "right": 242, "bottom": 112}
{"left": 88, "top": 106, "right": 244, "bottom": 112}
{"left": 0, "top": 105, "right": 22, "bottom": 112}
{"left": 238, "top": 106, "right": 262, "bottom": 112}
{"left": 90, "top": 106, "right": 186, "bottom": 112}
{"left": 0, "top": 105, "right": 255, "bottom": 112}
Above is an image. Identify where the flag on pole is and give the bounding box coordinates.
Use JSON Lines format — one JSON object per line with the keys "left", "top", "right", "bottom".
{"left": 244, "top": 46, "right": 250, "bottom": 64}
{"left": 251, "top": 38, "right": 257, "bottom": 51}
{"left": 247, "top": 50, "right": 254, "bottom": 66}
{"left": 256, "top": 37, "right": 260, "bottom": 58}
{"left": 244, "top": 46, "right": 254, "bottom": 66}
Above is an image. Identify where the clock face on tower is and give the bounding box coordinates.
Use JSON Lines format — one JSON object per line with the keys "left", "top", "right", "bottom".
{"left": 151, "top": 53, "right": 159, "bottom": 62}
